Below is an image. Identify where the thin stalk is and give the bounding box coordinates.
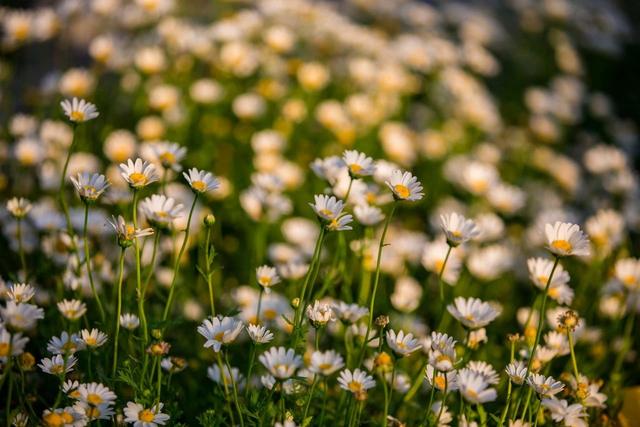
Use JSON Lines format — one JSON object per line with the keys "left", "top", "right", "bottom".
{"left": 204, "top": 227, "right": 216, "bottom": 317}
{"left": 83, "top": 203, "right": 105, "bottom": 321}
{"left": 498, "top": 339, "right": 516, "bottom": 427}
{"left": 303, "top": 375, "right": 319, "bottom": 420}
{"left": 224, "top": 352, "right": 245, "bottom": 427}
{"left": 155, "top": 356, "right": 162, "bottom": 406}
{"left": 112, "top": 249, "right": 126, "bottom": 376}
{"left": 358, "top": 202, "right": 396, "bottom": 366}
{"left": 566, "top": 329, "right": 580, "bottom": 380}
{"left": 163, "top": 194, "right": 198, "bottom": 321}
{"left": 16, "top": 219, "right": 27, "bottom": 276}
{"left": 58, "top": 124, "right": 77, "bottom": 244}
{"left": 142, "top": 231, "right": 161, "bottom": 295}
{"left": 438, "top": 245, "right": 453, "bottom": 302}
{"left": 435, "top": 375, "right": 449, "bottom": 425}
{"left": 244, "top": 344, "right": 257, "bottom": 398}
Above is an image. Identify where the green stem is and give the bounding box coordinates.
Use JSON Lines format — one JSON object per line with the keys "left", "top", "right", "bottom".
{"left": 83, "top": 203, "right": 105, "bottom": 321}
{"left": 58, "top": 124, "right": 77, "bottom": 246}
{"left": 303, "top": 375, "right": 319, "bottom": 420}
{"left": 163, "top": 194, "right": 198, "bottom": 321}
{"left": 566, "top": 328, "right": 580, "bottom": 380}
{"left": 439, "top": 245, "right": 452, "bottom": 302}
{"left": 498, "top": 340, "right": 516, "bottom": 427}
{"left": 16, "top": 219, "right": 27, "bottom": 276}
{"left": 132, "top": 190, "right": 148, "bottom": 345}
{"left": 204, "top": 227, "right": 216, "bottom": 317}
{"left": 358, "top": 202, "right": 396, "bottom": 366}
{"left": 112, "top": 249, "right": 126, "bottom": 377}
{"left": 142, "top": 231, "right": 160, "bottom": 296}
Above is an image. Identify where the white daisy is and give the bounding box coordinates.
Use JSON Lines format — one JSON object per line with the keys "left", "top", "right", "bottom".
{"left": 544, "top": 222, "right": 590, "bottom": 257}
{"left": 183, "top": 168, "right": 220, "bottom": 193}
{"left": 197, "top": 316, "right": 244, "bottom": 352}
{"left": 309, "top": 350, "right": 345, "bottom": 376}
{"left": 440, "top": 212, "right": 480, "bottom": 247}
{"left": 542, "top": 399, "right": 587, "bottom": 427}
{"left": 527, "top": 373, "right": 564, "bottom": 397}
{"left": 60, "top": 98, "right": 99, "bottom": 122}
{"left": 6, "top": 283, "right": 35, "bottom": 303}
{"left": 457, "top": 368, "right": 497, "bottom": 404}
{"left": 139, "top": 194, "right": 184, "bottom": 229}
{"left": 123, "top": 402, "right": 170, "bottom": 426}
{"left": 309, "top": 194, "right": 345, "bottom": 222}
{"left": 80, "top": 328, "right": 108, "bottom": 349}
{"left": 385, "top": 170, "right": 424, "bottom": 201}
{"left": 38, "top": 354, "right": 77, "bottom": 375}
{"left": 385, "top": 329, "right": 422, "bottom": 356}
{"left": 343, "top": 150, "right": 375, "bottom": 177}
{"left": 259, "top": 347, "right": 302, "bottom": 379}
{"left": 306, "top": 300, "right": 336, "bottom": 327}
{"left": 120, "top": 158, "right": 159, "bottom": 189}
{"left": 505, "top": 361, "right": 528, "bottom": 385}
{"left": 69, "top": 172, "right": 110, "bottom": 202}
{"left": 247, "top": 324, "right": 274, "bottom": 344}
{"left": 120, "top": 313, "right": 140, "bottom": 330}
{"left": 354, "top": 204, "right": 384, "bottom": 226}
{"left": 6, "top": 197, "right": 32, "bottom": 219}
{"left": 256, "top": 265, "right": 281, "bottom": 291}
{"left": 108, "top": 215, "right": 154, "bottom": 248}
{"left": 151, "top": 141, "right": 187, "bottom": 171}
{"left": 338, "top": 368, "right": 376, "bottom": 394}
{"left": 447, "top": 297, "right": 501, "bottom": 329}
{"left": 0, "top": 301, "right": 43, "bottom": 330}
{"left": 57, "top": 299, "right": 87, "bottom": 320}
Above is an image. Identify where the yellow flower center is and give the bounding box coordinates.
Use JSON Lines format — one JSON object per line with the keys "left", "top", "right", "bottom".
{"left": 87, "top": 393, "right": 103, "bottom": 405}
{"left": 537, "top": 276, "right": 549, "bottom": 285}
{"left": 434, "top": 375, "right": 446, "bottom": 390}
{"left": 466, "top": 388, "right": 479, "bottom": 399}
{"left": 349, "top": 164, "right": 362, "bottom": 174}
{"left": 69, "top": 390, "right": 81, "bottom": 399}
{"left": 348, "top": 381, "right": 362, "bottom": 393}
{"left": 263, "top": 309, "right": 277, "bottom": 320}
{"left": 61, "top": 412, "right": 74, "bottom": 423}
{"left": 82, "top": 185, "right": 98, "bottom": 197}
{"left": 139, "top": 409, "right": 155, "bottom": 422}
{"left": 70, "top": 111, "right": 85, "bottom": 121}
{"left": 160, "top": 152, "right": 176, "bottom": 165}
{"left": 43, "top": 413, "right": 64, "bottom": 427}
{"left": 51, "top": 364, "right": 65, "bottom": 375}
{"left": 548, "top": 287, "right": 559, "bottom": 298}
{"left": 214, "top": 332, "right": 225, "bottom": 341}
{"left": 191, "top": 180, "right": 206, "bottom": 192}
{"left": 394, "top": 184, "right": 410, "bottom": 199}
{"left": 85, "top": 337, "right": 97, "bottom": 346}
{"left": 319, "top": 208, "right": 334, "bottom": 218}
{"left": 623, "top": 275, "right": 637, "bottom": 287}
{"left": 0, "top": 343, "right": 9, "bottom": 357}
{"left": 13, "top": 23, "right": 30, "bottom": 41}
{"left": 86, "top": 406, "right": 101, "bottom": 419}
{"left": 129, "top": 172, "right": 147, "bottom": 186}
{"left": 259, "top": 276, "right": 272, "bottom": 286}
{"left": 551, "top": 240, "right": 572, "bottom": 253}
{"left": 319, "top": 363, "right": 333, "bottom": 371}
{"left": 469, "top": 179, "right": 488, "bottom": 193}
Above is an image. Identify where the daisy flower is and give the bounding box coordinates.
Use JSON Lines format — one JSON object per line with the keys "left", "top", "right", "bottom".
{"left": 306, "top": 300, "right": 336, "bottom": 327}
{"left": 120, "top": 313, "right": 140, "bottom": 330}
{"left": 326, "top": 213, "right": 353, "bottom": 231}
{"left": 197, "top": 316, "right": 244, "bottom": 352}
{"left": 151, "top": 141, "right": 187, "bottom": 171}
{"left": 60, "top": 97, "right": 99, "bottom": 122}
{"left": 343, "top": 150, "right": 375, "bottom": 177}
{"left": 385, "top": 329, "right": 422, "bottom": 356}
{"left": 74, "top": 401, "right": 115, "bottom": 421}
{"left": 425, "top": 365, "right": 458, "bottom": 392}
{"left": 183, "top": 168, "right": 220, "bottom": 193}
{"left": 354, "top": 204, "right": 384, "bottom": 226}
{"left": 338, "top": 368, "right": 376, "bottom": 394}
{"left": 505, "top": 361, "right": 528, "bottom": 385}
{"left": 0, "top": 327, "right": 29, "bottom": 362}
{"left": 47, "top": 332, "right": 84, "bottom": 354}
{"left": 544, "top": 222, "right": 590, "bottom": 257}
{"left": 466, "top": 361, "right": 499, "bottom": 385}
{"left": 256, "top": 265, "right": 281, "bottom": 291}
{"left": 247, "top": 324, "right": 274, "bottom": 344}
{"left": 429, "top": 346, "right": 458, "bottom": 372}
{"left": 447, "top": 297, "right": 501, "bottom": 329}
{"left": 57, "top": 299, "right": 87, "bottom": 320}
{"left": 259, "top": 347, "right": 302, "bottom": 379}
{"left": 613, "top": 258, "right": 640, "bottom": 291}
{"left": 527, "top": 373, "right": 565, "bottom": 397}
{"left": 457, "top": 368, "right": 497, "bottom": 404}
{"left": 69, "top": 172, "right": 110, "bottom": 202}
{"left": 108, "top": 215, "right": 154, "bottom": 248}
{"left": 6, "top": 283, "right": 35, "bottom": 303}
{"left": 542, "top": 399, "right": 587, "bottom": 427}
{"left": 0, "top": 301, "right": 43, "bottom": 330}
{"left": 309, "top": 350, "right": 345, "bottom": 376}
{"left": 139, "top": 194, "right": 184, "bottom": 229}
{"left": 77, "top": 382, "right": 117, "bottom": 407}
{"left": 385, "top": 170, "right": 424, "bottom": 201}
{"left": 123, "top": 402, "right": 170, "bottom": 426}
{"left": 440, "top": 212, "right": 480, "bottom": 247}
{"left": 120, "top": 158, "right": 159, "bottom": 189}
{"left": 6, "top": 197, "right": 32, "bottom": 218}
{"left": 207, "top": 364, "right": 245, "bottom": 389}
{"left": 80, "top": 328, "right": 108, "bottom": 349}
{"left": 527, "top": 257, "right": 571, "bottom": 292}
{"left": 161, "top": 357, "right": 187, "bottom": 373}
{"left": 332, "top": 302, "right": 369, "bottom": 323}
{"left": 39, "top": 354, "right": 77, "bottom": 375}
{"left": 42, "top": 407, "right": 84, "bottom": 426}
{"left": 309, "top": 194, "right": 345, "bottom": 222}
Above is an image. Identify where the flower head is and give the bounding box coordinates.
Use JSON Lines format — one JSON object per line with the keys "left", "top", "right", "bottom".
{"left": 123, "top": 402, "right": 170, "bottom": 426}
{"left": 108, "top": 215, "right": 154, "bottom": 248}
{"left": 247, "top": 324, "right": 274, "bottom": 344}
{"left": 256, "top": 265, "right": 281, "bottom": 291}
{"left": 7, "top": 283, "right": 35, "bottom": 303}
{"left": 306, "top": 300, "right": 336, "bottom": 328}
{"left": 447, "top": 297, "right": 501, "bottom": 329}
{"left": 140, "top": 195, "right": 184, "bottom": 229}
{"left": 80, "top": 328, "right": 108, "bottom": 349}
{"left": 7, "top": 197, "right": 32, "bottom": 218}
{"left": 309, "top": 350, "right": 345, "bottom": 376}
{"left": 57, "top": 299, "right": 87, "bottom": 320}
{"left": 544, "top": 222, "right": 590, "bottom": 257}
{"left": 259, "top": 347, "right": 302, "bottom": 379}
{"left": 61, "top": 98, "right": 99, "bottom": 122}
{"left": 527, "top": 373, "right": 564, "bottom": 397}
{"left": 457, "top": 368, "right": 497, "bottom": 404}
{"left": 385, "top": 170, "right": 424, "bottom": 201}
{"left": 440, "top": 212, "right": 480, "bottom": 247}
{"left": 70, "top": 172, "right": 110, "bottom": 202}
{"left": 151, "top": 141, "right": 186, "bottom": 171}
{"left": 338, "top": 368, "right": 376, "bottom": 395}
{"left": 385, "top": 329, "right": 422, "bottom": 356}
{"left": 343, "top": 150, "right": 375, "bottom": 177}
{"left": 38, "top": 354, "right": 77, "bottom": 375}
{"left": 120, "top": 158, "right": 159, "bottom": 189}
{"left": 197, "top": 316, "right": 244, "bottom": 352}
{"left": 183, "top": 168, "right": 220, "bottom": 193}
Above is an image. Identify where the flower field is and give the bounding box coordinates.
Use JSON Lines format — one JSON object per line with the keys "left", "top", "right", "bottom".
{"left": 0, "top": 0, "right": 639, "bottom": 426}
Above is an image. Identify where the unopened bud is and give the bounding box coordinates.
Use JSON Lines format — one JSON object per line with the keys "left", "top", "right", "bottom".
{"left": 291, "top": 298, "right": 300, "bottom": 309}
{"left": 204, "top": 214, "right": 216, "bottom": 227}
{"left": 375, "top": 315, "right": 389, "bottom": 328}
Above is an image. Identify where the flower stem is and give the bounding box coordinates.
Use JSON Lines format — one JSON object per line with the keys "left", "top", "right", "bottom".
{"left": 132, "top": 190, "right": 148, "bottom": 345}
{"left": 204, "top": 227, "right": 216, "bottom": 317}
{"left": 16, "top": 218, "right": 27, "bottom": 276}
{"left": 83, "top": 203, "right": 105, "bottom": 322}
{"left": 112, "top": 249, "right": 126, "bottom": 377}
{"left": 142, "top": 231, "right": 161, "bottom": 296}
{"left": 358, "top": 202, "right": 396, "bottom": 366}
{"left": 163, "top": 194, "right": 198, "bottom": 321}
{"left": 566, "top": 328, "right": 580, "bottom": 380}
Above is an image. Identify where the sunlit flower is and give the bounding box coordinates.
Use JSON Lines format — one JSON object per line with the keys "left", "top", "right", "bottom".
{"left": 385, "top": 170, "right": 424, "bottom": 201}
{"left": 207, "top": 364, "right": 245, "bottom": 389}
{"left": 151, "top": 141, "right": 186, "bottom": 171}
{"left": 140, "top": 194, "right": 184, "bottom": 229}
{"left": 57, "top": 299, "right": 87, "bottom": 321}
{"left": 77, "top": 382, "right": 117, "bottom": 407}
{"left": 7, "top": 283, "right": 35, "bottom": 303}
{"left": 120, "top": 313, "right": 140, "bottom": 330}
{"left": 120, "top": 158, "right": 159, "bottom": 189}
{"left": 354, "top": 204, "right": 384, "bottom": 226}
{"left": 123, "top": 402, "right": 170, "bottom": 426}
{"left": 259, "top": 347, "right": 302, "bottom": 379}
{"left": 386, "top": 329, "right": 422, "bottom": 356}
{"left": 247, "top": 324, "right": 274, "bottom": 344}
{"left": 447, "top": 297, "right": 501, "bottom": 329}
{"left": 338, "top": 368, "right": 376, "bottom": 394}
{"left": 527, "top": 373, "right": 564, "bottom": 397}
{"left": 256, "top": 265, "right": 281, "bottom": 291}
{"left": 70, "top": 172, "right": 110, "bottom": 202}
{"left": 545, "top": 222, "right": 590, "bottom": 257}
{"left": 38, "top": 354, "right": 77, "bottom": 375}
{"left": 0, "top": 301, "right": 44, "bottom": 330}
{"left": 60, "top": 98, "right": 99, "bottom": 122}
{"left": 197, "top": 316, "right": 244, "bottom": 352}
{"left": 613, "top": 258, "right": 640, "bottom": 291}
{"left": 309, "top": 350, "right": 345, "bottom": 376}
{"left": 306, "top": 300, "right": 336, "bottom": 327}
{"left": 47, "top": 332, "right": 84, "bottom": 354}
{"left": 80, "top": 328, "right": 108, "bottom": 349}
{"left": 457, "top": 368, "right": 497, "bottom": 404}
{"left": 309, "top": 195, "right": 345, "bottom": 222}
{"left": 0, "top": 327, "right": 29, "bottom": 362}
{"left": 505, "top": 361, "right": 528, "bottom": 385}
{"left": 440, "top": 212, "right": 480, "bottom": 247}
{"left": 343, "top": 150, "right": 375, "bottom": 177}
{"left": 7, "top": 197, "right": 32, "bottom": 219}
{"left": 108, "top": 215, "right": 154, "bottom": 248}
{"left": 425, "top": 365, "right": 458, "bottom": 392}
{"left": 542, "top": 399, "right": 587, "bottom": 427}
{"left": 183, "top": 168, "right": 220, "bottom": 194}
{"left": 333, "top": 302, "right": 369, "bottom": 324}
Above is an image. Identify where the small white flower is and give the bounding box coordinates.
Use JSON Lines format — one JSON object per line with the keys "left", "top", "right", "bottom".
{"left": 60, "top": 97, "right": 99, "bottom": 122}
{"left": 0, "top": 301, "right": 43, "bottom": 330}
{"left": 120, "top": 158, "right": 159, "bottom": 189}
{"left": 332, "top": 302, "right": 369, "bottom": 323}
{"left": 197, "top": 316, "right": 244, "bottom": 352}
{"left": 123, "top": 402, "right": 170, "bottom": 426}
{"left": 77, "top": 382, "right": 117, "bottom": 407}
{"left": 0, "top": 327, "right": 29, "bottom": 362}
{"left": 447, "top": 297, "right": 501, "bottom": 329}
{"left": 6, "top": 197, "right": 32, "bottom": 218}
{"left": 385, "top": 329, "right": 422, "bottom": 356}
{"left": 457, "top": 368, "right": 497, "bottom": 404}
{"left": 306, "top": 300, "right": 336, "bottom": 327}
{"left": 259, "top": 347, "right": 302, "bottom": 379}
{"left": 354, "top": 204, "right": 384, "bottom": 226}
{"left": 80, "top": 328, "right": 108, "bottom": 348}
{"left": 326, "top": 213, "right": 353, "bottom": 231}
{"left": 542, "top": 399, "right": 587, "bottom": 427}
{"left": 613, "top": 258, "right": 640, "bottom": 291}
{"left": 385, "top": 170, "right": 424, "bottom": 201}
{"left": 247, "top": 324, "right": 274, "bottom": 344}
{"left": 207, "top": 364, "right": 245, "bottom": 390}
{"left": 6, "top": 283, "right": 35, "bottom": 303}
{"left": 440, "top": 212, "right": 480, "bottom": 247}
{"left": 343, "top": 150, "right": 375, "bottom": 177}
{"left": 505, "top": 361, "right": 528, "bottom": 385}
{"left": 309, "top": 350, "right": 345, "bottom": 376}
{"left": 120, "top": 313, "right": 140, "bottom": 330}
{"left": 70, "top": 172, "right": 110, "bottom": 202}
{"left": 256, "top": 265, "right": 280, "bottom": 291}
{"left": 183, "top": 168, "right": 220, "bottom": 193}
{"left": 527, "top": 373, "right": 564, "bottom": 397}
{"left": 108, "top": 215, "right": 154, "bottom": 248}
{"left": 309, "top": 194, "right": 345, "bottom": 221}
{"left": 466, "top": 361, "right": 499, "bottom": 385}
{"left": 151, "top": 141, "right": 186, "bottom": 171}
{"left": 139, "top": 194, "right": 184, "bottom": 229}
{"left": 424, "top": 365, "right": 458, "bottom": 392}
{"left": 57, "top": 299, "right": 87, "bottom": 320}
{"left": 39, "top": 354, "right": 77, "bottom": 375}
{"left": 544, "top": 221, "right": 590, "bottom": 257}
{"left": 47, "top": 332, "right": 85, "bottom": 354}
{"left": 338, "top": 368, "right": 376, "bottom": 394}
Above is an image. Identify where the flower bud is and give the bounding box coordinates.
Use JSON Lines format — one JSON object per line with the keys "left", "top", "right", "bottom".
{"left": 204, "top": 214, "right": 216, "bottom": 227}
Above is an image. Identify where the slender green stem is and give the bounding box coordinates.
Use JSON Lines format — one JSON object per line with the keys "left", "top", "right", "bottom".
{"left": 244, "top": 344, "right": 257, "bottom": 398}
{"left": 256, "top": 288, "right": 264, "bottom": 325}
{"left": 163, "top": 194, "right": 198, "bottom": 321}
{"left": 58, "top": 124, "right": 77, "bottom": 244}
{"left": 423, "top": 369, "right": 438, "bottom": 426}
{"left": 16, "top": 219, "right": 27, "bottom": 276}
{"left": 83, "top": 203, "right": 105, "bottom": 321}
{"left": 204, "top": 227, "right": 216, "bottom": 317}
{"left": 303, "top": 375, "right": 319, "bottom": 420}
{"left": 532, "top": 398, "right": 542, "bottom": 427}
{"left": 566, "top": 328, "right": 580, "bottom": 380}
{"left": 132, "top": 190, "right": 148, "bottom": 345}
{"left": 498, "top": 340, "right": 516, "bottom": 427}
{"left": 358, "top": 202, "right": 396, "bottom": 366}
{"left": 112, "top": 249, "right": 126, "bottom": 376}
{"left": 435, "top": 375, "right": 449, "bottom": 425}
{"left": 383, "top": 363, "right": 396, "bottom": 425}
{"left": 223, "top": 352, "right": 244, "bottom": 427}
{"left": 142, "top": 231, "right": 161, "bottom": 296}
{"left": 439, "top": 245, "right": 452, "bottom": 302}
{"left": 216, "top": 352, "right": 236, "bottom": 425}
{"left": 156, "top": 356, "right": 162, "bottom": 406}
